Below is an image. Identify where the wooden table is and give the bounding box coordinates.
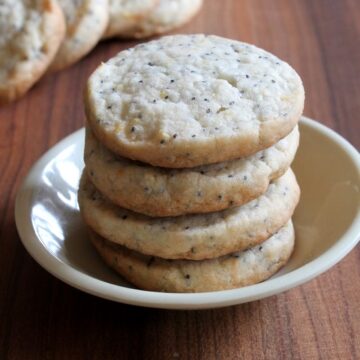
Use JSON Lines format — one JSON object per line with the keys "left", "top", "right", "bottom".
{"left": 1, "top": 1, "right": 359, "bottom": 358}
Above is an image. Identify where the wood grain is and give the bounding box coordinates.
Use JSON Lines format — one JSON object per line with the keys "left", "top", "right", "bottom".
{"left": 0, "top": 0, "right": 359, "bottom": 359}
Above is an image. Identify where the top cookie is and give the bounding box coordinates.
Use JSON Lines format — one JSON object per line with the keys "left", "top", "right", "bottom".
{"left": 85, "top": 34, "right": 304, "bottom": 168}
{"left": 0, "top": 0, "right": 65, "bottom": 104}
{"left": 103, "top": 0, "right": 158, "bottom": 39}
{"left": 50, "top": 0, "right": 109, "bottom": 72}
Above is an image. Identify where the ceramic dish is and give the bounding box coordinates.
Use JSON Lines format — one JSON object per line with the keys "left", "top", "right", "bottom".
{"left": 15, "top": 117, "right": 360, "bottom": 309}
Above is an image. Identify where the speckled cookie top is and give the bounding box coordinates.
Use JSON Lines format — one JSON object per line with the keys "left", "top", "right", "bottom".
{"left": 0, "top": 0, "right": 56, "bottom": 82}
{"left": 86, "top": 34, "right": 304, "bottom": 167}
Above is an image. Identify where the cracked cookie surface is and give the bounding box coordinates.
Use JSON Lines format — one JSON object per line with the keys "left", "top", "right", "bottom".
{"left": 86, "top": 34, "right": 304, "bottom": 167}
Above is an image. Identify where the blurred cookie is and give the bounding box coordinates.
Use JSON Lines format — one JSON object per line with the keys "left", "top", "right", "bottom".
{"left": 50, "top": 0, "right": 109, "bottom": 71}
{"left": 89, "top": 220, "right": 295, "bottom": 292}
{"left": 85, "top": 34, "right": 304, "bottom": 167}
{"left": 122, "top": 0, "right": 203, "bottom": 38}
{"left": 85, "top": 125, "right": 299, "bottom": 216}
{"left": 78, "top": 169, "right": 300, "bottom": 260}
{"left": 0, "top": 0, "right": 65, "bottom": 104}
{"left": 103, "top": 0, "right": 158, "bottom": 39}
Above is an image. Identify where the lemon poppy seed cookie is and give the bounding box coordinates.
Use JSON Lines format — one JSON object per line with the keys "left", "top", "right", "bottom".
{"left": 85, "top": 34, "right": 304, "bottom": 167}
{"left": 89, "top": 220, "right": 295, "bottom": 292}
{"left": 127, "top": 0, "right": 203, "bottom": 39}
{"left": 78, "top": 169, "right": 300, "bottom": 260}
{"left": 103, "top": 0, "right": 159, "bottom": 39}
{"left": 0, "top": 0, "right": 65, "bottom": 104}
{"left": 85, "top": 125, "right": 299, "bottom": 217}
{"left": 50, "top": 0, "right": 109, "bottom": 72}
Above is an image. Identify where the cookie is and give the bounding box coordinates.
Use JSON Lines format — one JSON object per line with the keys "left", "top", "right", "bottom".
{"left": 0, "top": 0, "right": 65, "bottom": 104}
{"left": 85, "top": 34, "right": 304, "bottom": 167}
{"left": 89, "top": 220, "right": 295, "bottom": 292}
{"left": 78, "top": 169, "right": 300, "bottom": 260}
{"left": 103, "top": 0, "right": 159, "bottom": 39}
{"left": 125, "top": 0, "right": 203, "bottom": 39}
{"left": 84, "top": 125, "right": 299, "bottom": 217}
{"left": 50, "top": 0, "right": 109, "bottom": 72}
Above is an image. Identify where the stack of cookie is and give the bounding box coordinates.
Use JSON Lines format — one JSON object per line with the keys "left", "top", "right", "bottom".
{"left": 78, "top": 34, "right": 304, "bottom": 293}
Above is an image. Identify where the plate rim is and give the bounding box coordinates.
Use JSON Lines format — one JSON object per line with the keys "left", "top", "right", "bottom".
{"left": 14, "top": 117, "right": 360, "bottom": 309}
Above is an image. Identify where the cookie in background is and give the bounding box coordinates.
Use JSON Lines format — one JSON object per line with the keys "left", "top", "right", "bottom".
{"left": 0, "top": 0, "right": 204, "bottom": 104}
{"left": 50, "top": 0, "right": 109, "bottom": 72}
{"left": 103, "top": 0, "right": 159, "bottom": 39}
{"left": 0, "top": 0, "right": 65, "bottom": 104}
{"left": 103, "top": 0, "right": 203, "bottom": 39}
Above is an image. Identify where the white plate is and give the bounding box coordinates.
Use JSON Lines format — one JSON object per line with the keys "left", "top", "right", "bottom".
{"left": 15, "top": 117, "right": 360, "bottom": 310}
